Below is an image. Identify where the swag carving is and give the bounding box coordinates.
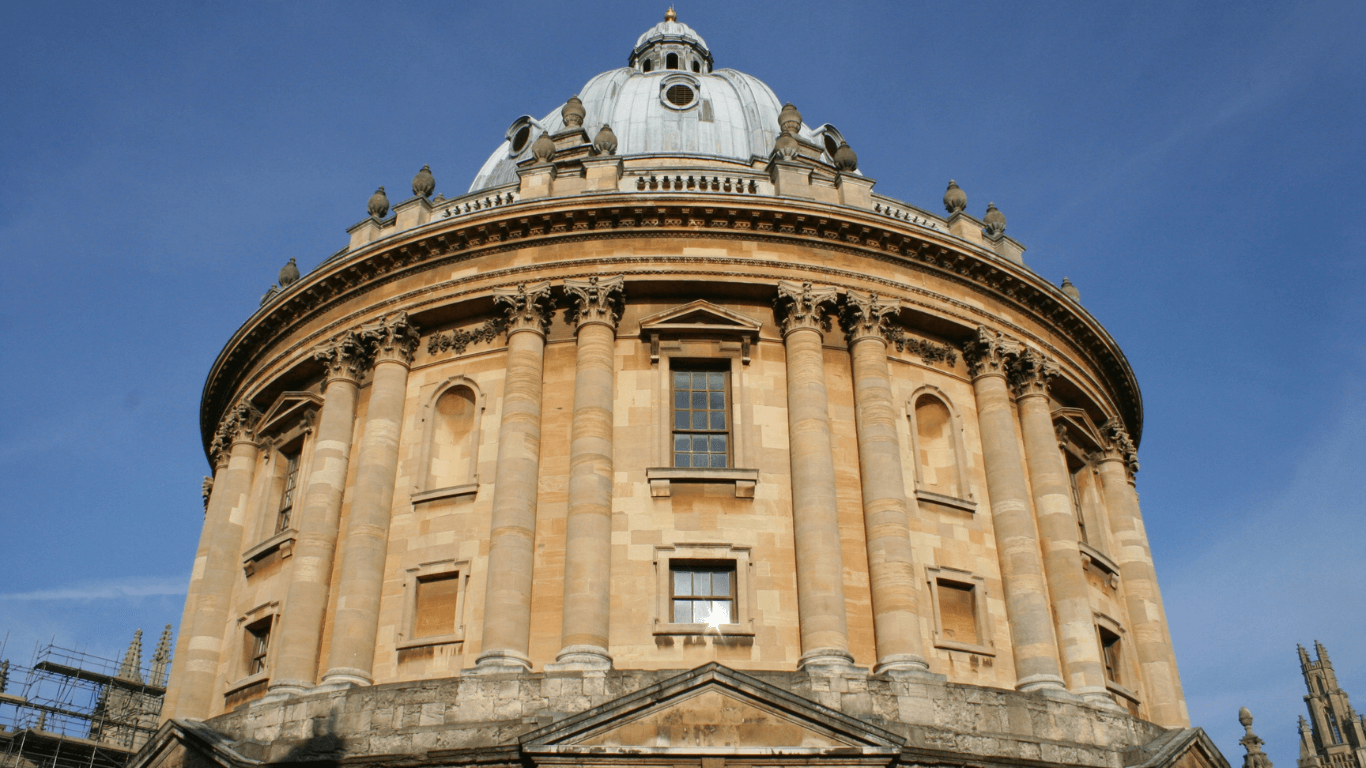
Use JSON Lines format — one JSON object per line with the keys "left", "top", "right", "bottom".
{"left": 426, "top": 318, "right": 508, "bottom": 357}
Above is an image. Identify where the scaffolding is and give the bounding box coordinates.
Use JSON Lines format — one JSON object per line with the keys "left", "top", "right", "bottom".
{"left": 0, "top": 626, "right": 173, "bottom": 768}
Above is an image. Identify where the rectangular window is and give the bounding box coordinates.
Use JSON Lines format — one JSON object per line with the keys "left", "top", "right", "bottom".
{"left": 1099, "top": 626, "right": 1122, "bottom": 684}
{"left": 937, "top": 580, "right": 979, "bottom": 645}
{"left": 276, "top": 451, "right": 300, "bottom": 533}
{"left": 245, "top": 618, "right": 271, "bottom": 675}
{"left": 672, "top": 369, "right": 729, "bottom": 468}
{"left": 413, "top": 573, "right": 461, "bottom": 639}
{"left": 670, "top": 563, "right": 735, "bottom": 625}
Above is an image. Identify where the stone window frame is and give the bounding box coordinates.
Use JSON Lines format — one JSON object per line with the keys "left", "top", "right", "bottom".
{"left": 243, "top": 392, "right": 322, "bottom": 573}
{"left": 226, "top": 601, "right": 279, "bottom": 694}
{"left": 652, "top": 543, "right": 755, "bottom": 637}
{"left": 924, "top": 565, "right": 994, "bottom": 656}
{"left": 905, "top": 385, "right": 977, "bottom": 512}
{"left": 641, "top": 301, "right": 763, "bottom": 499}
{"left": 1095, "top": 611, "right": 1141, "bottom": 708}
{"left": 396, "top": 559, "right": 470, "bottom": 650}
{"left": 411, "top": 375, "right": 486, "bottom": 505}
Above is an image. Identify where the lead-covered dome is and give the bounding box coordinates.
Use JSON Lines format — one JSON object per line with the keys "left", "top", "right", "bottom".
{"left": 469, "top": 12, "right": 834, "bottom": 193}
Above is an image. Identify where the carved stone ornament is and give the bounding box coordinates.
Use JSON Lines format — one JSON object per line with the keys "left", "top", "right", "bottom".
{"left": 532, "top": 132, "right": 556, "bottom": 164}
{"left": 962, "top": 325, "right": 1019, "bottom": 380}
{"left": 314, "top": 330, "right": 371, "bottom": 387}
{"left": 943, "top": 179, "right": 967, "bottom": 215}
{"left": 563, "top": 275, "right": 626, "bottom": 330}
{"left": 278, "top": 257, "right": 300, "bottom": 287}
{"left": 493, "top": 281, "right": 555, "bottom": 336}
{"left": 778, "top": 102, "right": 802, "bottom": 134}
{"left": 201, "top": 476, "right": 214, "bottom": 511}
{"left": 562, "top": 95, "right": 586, "bottom": 128}
{"left": 367, "top": 186, "right": 390, "bottom": 218}
{"left": 833, "top": 141, "right": 858, "bottom": 172}
{"left": 209, "top": 401, "right": 263, "bottom": 466}
{"left": 1239, "top": 708, "right": 1274, "bottom": 768}
{"left": 774, "top": 131, "right": 800, "bottom": 161}
{"left": 427, "top": 317, "right": 507, "bottom": 357}
{"left": 774, "top": 280, "right": 838, "bottom": 337}
{"left": 593, "top": 124, "right": 618, "bottom": 156}
{"left": 839, "top": 289, "right": 898, "bottom": 343}
{"left": 411, "top": 165, "right": 435, "bottom": 199}
{"left": 1009, "top": 346, "right": 1058, "bottom": 399}
{"left": 983, "top": 202, "right": 1006, "bottom": 237}
{"left": 1100, "top": 417, "right": 1140, "bottom": 476}
{"left": 362, "top": 311, "right": 422, "bottom": 366}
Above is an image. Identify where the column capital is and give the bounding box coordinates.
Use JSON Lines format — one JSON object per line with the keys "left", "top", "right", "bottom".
{"left": 1009, "top": 346, "right": 1058, "bottom": 400}
{"left": 839, "top": 289, "right": 898, "bottom": 344}
{"left": 494, "top": 281, "right": 555, "bottom": 337}
{"left": 962, "top": 325, "right": 1019, "bottom": 380}
{"left": 775, "top": 280, "right": 838, "bottom": 337}
{"left": 563, "top": 275, "right": 625, "bottom": 332}
{"left": 315, "top": 330, "right": 371, "bottom": 388}
{"left": 362, "top": 311, "right": 421, "bottom": 366}
{"left": 201, "top": 476, "right": 213, "bottom": 512}
{"left": 1099, "top": 418, "right": 1140, "bottom": 477}
{"left": 209, "top": 400, "right": 262, "bottom": 466}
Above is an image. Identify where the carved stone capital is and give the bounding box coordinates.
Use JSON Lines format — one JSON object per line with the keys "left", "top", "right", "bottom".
{"left": 209, "top": 401, "right": 262, "bottom": 465}
{"left": 962, "top": 326, "right": 1019, "bottom": 380}
{"left": 1009, "top": 346, "right": 1058, "bottom": 399}
{"left": 493, "top": 281, "right": 555, "bottom": 336}
{"left": 201, "top": 476, "right": 213, "bottom": 512}
{"left": 774, "top": 280, "right": 838, "bottom": 337}
{"left": 839, "top": 290, "right": 898, "bottom": 344}
{"left": 563, "top": 275, "right": 625, "bottom": 331}
{"left": 363, "top": 311, "right": 422, "bottom": 366}
{"left": 315, "top": 330, "right": 370, "bottom": 387}
{"left": 1100, "top": 418, "right": 1139, "bottom": 477}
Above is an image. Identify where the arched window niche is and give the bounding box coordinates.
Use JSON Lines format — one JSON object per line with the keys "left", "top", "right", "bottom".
{"left": 412, "top": 376, "right": 485, "bottom": 504}
{"left": 906, "top": 386, "right": 976, "bottom": 512}
{"left": 666, "top": 52, "right": 679, "bottom": 70}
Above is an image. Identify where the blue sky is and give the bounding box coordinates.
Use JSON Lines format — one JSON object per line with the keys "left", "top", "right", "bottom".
{"left": 1, "top": 1, "right": 1362, "bottom": 762}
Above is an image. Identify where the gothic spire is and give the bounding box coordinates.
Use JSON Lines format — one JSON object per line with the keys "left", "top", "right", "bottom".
{"left": 118, "top": 628, "right": 144, "bottom": 683}
{"left": 150, "top": 624, "right": 173, "bottom": 688}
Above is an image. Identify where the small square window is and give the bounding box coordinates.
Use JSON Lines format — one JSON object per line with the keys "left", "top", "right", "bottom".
{"left": 927, "top": 567, "right": 993, "bottom": 655}
{"left": 670, "top": 563, "right": 735, "bottom": 626}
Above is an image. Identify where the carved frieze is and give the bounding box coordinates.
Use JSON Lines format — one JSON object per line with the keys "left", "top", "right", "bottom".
{"left": 886, "top": 329, "right": 958, "bottom": 367}
{"left": 774, "top": 280, "right": 838, "bottom": 336}
{"left": 1100, "top": 418, "right": 1140, "bottom": 476}
{"left": 1009, "top": 346, "right": 1058, "bottom": 399}
{"left": 563, "top": 275, "right": 626, "bottom": 330}
{"left": 315, "top": 330, "right": 370, "bottom": 386}
{"left": 426, "top": 318, "right": 508, "bottom": 357}
{"left": 493, "top": 281, "right": 555, "bottom": 336}
{"left": 363, "top": 311, "right": 422, "bottom": 366}
{"left": 962, "top": 326, "right": 1019, "bottom": 380}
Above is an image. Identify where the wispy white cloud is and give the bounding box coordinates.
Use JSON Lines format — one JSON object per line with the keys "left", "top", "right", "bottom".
{"left": 0, "top": 576, "right": 187, "bottom": 602}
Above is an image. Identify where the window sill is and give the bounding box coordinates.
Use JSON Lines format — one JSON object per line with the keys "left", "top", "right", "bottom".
{"left": 224, "top": 671, "right": 269, "bottom": 696}
{"left": 654, "top": 622, "right": 754, "bottom": 637}
{"left": 647, "top": 467, "right": 758, "bottom": 498}
{"left": 411, "top": 483, "right": 479, "bottom": 504}
{"left": 1106, "top": 680, "right": 1140, "bottom": 704}
{"left": 1079, "top": 542, "right": 1121, "bottom": 588}
{"left": 915, "top": 489, "right": 977, "bottom": 513}
{"left": 396, "top": 633, "right": 464, "bottom": 651}
{"left": 242, "top": 529, "right": 297, "bottom": 574}
{"left": 932, "top": 638, "right": 995, "bottom": 656}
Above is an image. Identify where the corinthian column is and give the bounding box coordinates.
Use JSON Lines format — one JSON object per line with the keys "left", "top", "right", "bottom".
{"left": 550, "top": 275, "right": 625, "bottom": 671}
{"left": 267, "top": 331, "right": 369, "bottom": 697}
{"left": 1011, "top": 347, "right": 1112, "bottom": 705}
{"left": 475, "top": 281, "right": 554, "bottom": 672}
{"left": 1097, "top": 420, "right": 1188, "bottom": 726}
{"left": 321, "top": 313, "right": 421, "bottom": 688}
{"left": 168, "top": 403, "right": 260, "bottom": 719}
{"left": 775, "top": 280, "right": 854, "bottom": 671}
{"left": 962, "top": 327, "right": 1065, "bottom": 693}
{"left": 840, "top": 291, "right": 929, "bottom": 675}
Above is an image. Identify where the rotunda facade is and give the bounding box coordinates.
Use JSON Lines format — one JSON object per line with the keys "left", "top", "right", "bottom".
{"left": 150, "top": 14, "right": 1224, "bottom": 768}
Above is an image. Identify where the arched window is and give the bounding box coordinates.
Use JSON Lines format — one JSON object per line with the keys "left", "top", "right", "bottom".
{"left": 915, "top": 395, "right": 957, "bottom": 496}
{"left": 643, "top": 59, "right": 654, "bottom": 72}
{"left": 414, "top": 377, "right": 485, "bottom": 502}
{"left": 692, "top": 59, "right": 700, "bottom": 73}
{"left": 666, "top": 52, "right": 679, "bottom": 70}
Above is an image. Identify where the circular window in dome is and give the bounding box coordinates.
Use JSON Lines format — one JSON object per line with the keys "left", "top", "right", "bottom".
{"left": 510, "top": 125, "right": 532, "bottom": 154}
{"left": 664, "top": 84, "right": 696, "bottom": 108}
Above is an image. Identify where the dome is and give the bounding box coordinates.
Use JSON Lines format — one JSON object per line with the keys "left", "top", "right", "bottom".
{"left": 468, "top": 13, "right": 837, "bottom": 193}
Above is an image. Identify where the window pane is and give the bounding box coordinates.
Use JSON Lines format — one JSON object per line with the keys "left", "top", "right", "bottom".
{"left": 692, "top": 436, "right": 709, "bottom": 452}
{"left": 675, "top": 412, "right": 689, "bottom": 429}
{"left": 674, "top": 453, "right": 689, "bottom": 467}
{"left": 707, "top": 372, "right": 724, "bottom": 389}
{"left": 692, "top": 412, "right": 708, "bottom": 429}
{"left": 709, "top": 391, "right": 725, "bottom": 409}
{"left": 674, "top": 372, "right": 690, "bottom": 388}
{"left": 710, "top": 453, "right": 728, "bottom": 468}
{"left": 692, "top": 392, "right": 708, "bottom": 409}
{"left": 713, "top": 571, "right": 731, "bottom": 596}
{"left": 710, "top": 412, "right": 726, "bottom": 430}
{"left": 674, "top": 570, "right": 692, "bottom": 596}
{"left": 711, "top": 600, "right": 732, "bottom": 623}
{"left": 673, "top": 600, "right": 692, "bottom": 624}
{"left": 692, "top": 453, "right": 710, "bottom": 467}
{"left": 692, "top": 372, "right": 709, "bottom": 389}
{"left": 709, "top": 435, "right": 727, "bottom": 453}
{"left": 675, "top": 391, "right": 689, "bottom": 409}
{"left": 674, "top": 435, "right": 690, "bottom": 452}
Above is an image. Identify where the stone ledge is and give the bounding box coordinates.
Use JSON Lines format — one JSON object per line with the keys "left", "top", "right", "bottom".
{"left": 646, "top": 467, "right": 758, "bottom": 498}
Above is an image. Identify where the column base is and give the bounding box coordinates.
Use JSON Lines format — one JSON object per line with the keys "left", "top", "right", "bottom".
{"left": 798, "top": 648, "right": 864, "bottom": 676}
{"left": 1015, "top": 673, "right": 1069, "bottom": 693}
{"left": 471, "top": 649, "right": 532, "bottom": 674}
{"left": 1077, "top": 688, "right": 1127, "bottom": 711}
{"left": 545, "top": 645, "right": 612, "bottom": 672}
{"left": 873, "top": 655, "right": 945, "bottom": 682}
{"left": 316, "top": 668, "right": 373, "bottom": 692}
{"left": 258, "top": 679, "right": 313, "bottom": 704}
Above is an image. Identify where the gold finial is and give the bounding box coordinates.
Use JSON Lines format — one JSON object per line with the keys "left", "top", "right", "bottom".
{"left": 665, "top": 7, "right": 677, "bottom": 21}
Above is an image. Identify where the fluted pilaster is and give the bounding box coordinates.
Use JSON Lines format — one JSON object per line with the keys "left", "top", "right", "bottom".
{"left": 775, "top": 280, "right": 854, "bottom": 671}
{"left": 322, "top": 313, "right": 421, "bottom": 688}
{"left": 475, "top": 282, "right": 554, "bottom": 671}
{"left": 963, "top": 327, "right": 1066, "bottom": 692}
{"left": 552, "top": 276, "right": 624, "bottom": 671}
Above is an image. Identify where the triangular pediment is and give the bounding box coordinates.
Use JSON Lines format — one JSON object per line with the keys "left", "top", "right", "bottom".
{"left": 129, "top": 720, "right": 257, "bottom": 768}
{"left": 257, "top": 391, "right": 323, "bottom": 439}
{"left": 1052, "top": 406, "right": 1105, "bottom": 453}
{"left": 638, "top": 301, "right": 762, "bottom": 338}
{"left": 1125, "top": 728, "right": 1232, "bottom": 768}
{"left": 521, "top": 663, "right": 901, "bottom": 757}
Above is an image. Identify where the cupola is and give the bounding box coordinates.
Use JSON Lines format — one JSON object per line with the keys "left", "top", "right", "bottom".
{"left": 629, "top": 9, "right": 713, "bottom": 74}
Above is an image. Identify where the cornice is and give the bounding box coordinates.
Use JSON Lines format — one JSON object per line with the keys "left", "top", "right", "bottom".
{"left": 201, "top": 193, "right": 1142, "bottom": 458}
